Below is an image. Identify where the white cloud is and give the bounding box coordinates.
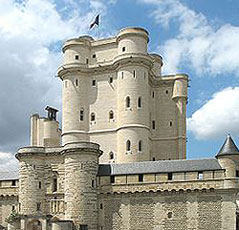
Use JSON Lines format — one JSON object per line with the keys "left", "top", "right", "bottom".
{"left": 0, "top": 152, "right": 18, "bottom": 171}
{"left": 0, "top": 0, "right": 115, "bottom": 158}
{"left": 187, "top": 87, "right": 239, "bottom": 140}
{"left": 139, "top": 0, "right": 239, "bottom": 76}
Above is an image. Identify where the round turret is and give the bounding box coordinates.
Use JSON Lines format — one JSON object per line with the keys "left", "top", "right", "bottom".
{"left": 63, "top": 142, "right": 102, "bottom": 229}
{"left": 16, "top": 147, "right": 46, "bottom": 216}
{"left": 62, "top": 36, "right": 93, "bottom": 66}
{"left": 150, "top": 54, "right": 163, "bottom": 77}
{"left": 172, "top": 74, "right": 188, "bottom": 99}
{"left": 117, "top": 27, "right": 149, "bottom": 55}
{"left": 216, "top": 134, "right": 239, "bottom": 179}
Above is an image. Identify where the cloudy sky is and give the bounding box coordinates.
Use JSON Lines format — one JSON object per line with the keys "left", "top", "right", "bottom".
{"left": 0, "top": 0, "right": 239, "bottom": 170}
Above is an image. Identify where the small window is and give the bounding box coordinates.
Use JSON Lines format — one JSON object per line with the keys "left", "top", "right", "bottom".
{"left": 80, "top": 225, "right": 88, "bottom": 230}
{"left": 75, "top": 79, "right": 79, "bottom": 86}
{"left": 53, "top": 178, "right": 57, "bottom": 192}
{"left": 86, "top": 58, "right": 89, "bottom": 64}
{"left": 92, "top": 54, "right": 96, "bottom": 58}
{"left": 109, "top": 77, "right": 113, "bottom": 83}
{"left": 167, "top": 212, "right": 173, "bottom": 219}
{"left": 126, "top": 140, "right": 131, "bottom": 151}
{"left": 110, "top": 176, "right": 115, "bottom": 183}
{"left": 169, "top": 121, "right": 173, "bottom": 126}
{"left": 236, "top": 170, "right": 239, "bottom": 177}
{"left": 12, "top": 205, "right": 15, "bottom": 211}
{"left": 109, "top": 152, "right": 114, "bottom": 160}
{"left": 36, "top": 202, "right": 41, "bottom": 211}
{"left": 144, "top": 72, "right": 146, "bottom": 79}
{"left": 19, "top": 203, "right": 21, "bottom": 212}
{"left": 138, "top": 140, "right": 142, "bottom": 151}
{"left": 138, "top": 174, "right": 144, "bottom": 182}
{"left": 109, "top": 110, "right": 114, "bottom": 120}
{"left": 65, "top": 81, "right": 67, "bottom": 88}
{"left": 75, "top": 55, "right": 79, "bottom": 60}
{"left": 152, "top": 157, "right": 155, "bottom": 161}
{"left": 92, "top": 79, "right": 96, "bottom": 86}
{"left": 12, "top": 180, "right": 16, "bottom": 186}
{"left": 166, "top": 90, "right": 169, "bottom": 94}
{"left": 80, "top": 108, "right": 84, "bottom": 121}
{"left": 100, "top": 203, "right": 103, "bottom": 209}
{"left": 198, "top": 171, "right": 203, "bottom": 180}
{"left": 122, "top": 47, "right": 126, "bottom": 52}
{"left": 122, "top": 72, "right": 124, "bottom": 79}
{"left": 133, "top": 70, "right": 136, "bottom": 78}
{"left": 152, "top": 91, "right": 155, "bottom": 98}
{"left": 92, "top": 180, "right": 95, "bottom": 188}
{"left": 152, "top": 120, "right": 156, "bottom": 130}
{"left": 168, "top": 172, "right": 173, "bottom": 180}
{"left": 39, "top": 181, "right": 41, "bottom": 189}
{"left": 138, "top": 97, "right": 142, "bottom": 108}
{"left": 91, "top": 113, "right": 95, "bottom": 122}
{"left": 126, "top": 96, "right": 130, "bottom": 108}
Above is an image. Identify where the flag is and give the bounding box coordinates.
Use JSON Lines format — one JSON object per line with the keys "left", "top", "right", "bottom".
{"left": 90, "top": 14, "right": 99, "bottom": 29}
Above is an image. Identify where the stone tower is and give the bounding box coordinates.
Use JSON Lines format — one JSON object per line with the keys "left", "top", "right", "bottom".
{"left": 57, "top": 27, "right": 188, "bottom": 163}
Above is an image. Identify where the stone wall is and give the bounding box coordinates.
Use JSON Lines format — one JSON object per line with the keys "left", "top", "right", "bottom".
{"left": 98, "top": 190, "right": 236, "bottom": 230}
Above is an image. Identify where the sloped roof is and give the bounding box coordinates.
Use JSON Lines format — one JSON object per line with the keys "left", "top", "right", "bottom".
{"left": 98, "top": 158, "right": 222, "bottom": 176}
{"left": 216, "top": 134, "right": 239, "bottom": 157}
{"left": 0, "top": 170, "right": 19, "bottom": 181}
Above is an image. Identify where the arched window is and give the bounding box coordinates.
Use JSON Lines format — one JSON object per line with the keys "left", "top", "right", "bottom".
{"left": 126, "top": 140, "right": 131, "bottom": 151}
{"left": 91, "top": 112, "right": 95, "bottom": 121}
{"left": 109, "top": 152, "right": 114, "bottom": 160}
{"left": 80, "top": 108, "right": 84, "bottom": 121}
{"left": 109, "top": 110, "right": 114, "bottom": 120}
{"left": 75, "top": 79, "right": 79, "bottom": 86}
{"left": 139, "top": 140, "right": 142, "bottom": 151}
{"left": 138, "top": 97, "right": 142, "bottom": 108}
{"left": 126, "top": 96, "right": 130, "bottom": 108}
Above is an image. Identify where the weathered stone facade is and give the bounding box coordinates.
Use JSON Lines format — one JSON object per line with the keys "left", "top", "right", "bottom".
{"left": 0, "top": 27, "right": 239, "bottom": 230}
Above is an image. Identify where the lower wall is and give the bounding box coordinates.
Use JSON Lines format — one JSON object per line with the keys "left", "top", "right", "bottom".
{"left": 98, "top": 190, "right": 236, "bottom": 230}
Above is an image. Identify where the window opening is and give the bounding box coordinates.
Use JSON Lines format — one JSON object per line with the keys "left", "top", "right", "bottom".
{"left": 126, "top": 96, "right": 130, "bottom": 108}
{"left": 39, "top": 181, "right": 41, "bottom": 189}
{"left": 138, "top": 174, "right": 144, "bottom": 182}
{"left": 53, "top": 178, "right": 57, "bottom": 192}
{"left": 12, "top": 180, "right": 16, "bottom": 186}
{"left": 92, "top": 180, "right": 95, "bottom": 188}
{"left": 152, "top": 120, "right": 156, "bottom": 130}
{"left": 152, "top": 157, "right": 155, "bottom": 161}
{"left": 122, "top": 47, "right": 126, "bottom": 52}
{"left": 36, "top": 202, "right": 41, "bottom": 211}
{"left": 152, "top": 91, "right": 155, "bottom": 98}
{"left": 133, "top": 70, "right": 136, "bottom": 78}
{"left": 91, "top": 113, "right": 95, "bottom": 121}
{"left": 75, "top": 79, "right": 79, "bottom": 86}
{"left": 198, "top": 171, "right": 203, "bottom": 180}
{"left": 126, "top": 140, "right": 131, "bottom": 151}
{"left": 138, "top": 97, "right": 142, "bottom": 108}
{"left": 80, "top": 108, "right": 84, "bottom": 121}
{"left": 166, "top": 90, "right": 169, "bottom": 94}
{"left": 92, "top": 54, "right": 96, "bottom": 58}
{"left": 92, "top": 79, "right": 96, "bottom": 86}
{"left": 110, "top": 176, "right": 115, "bottom": 183}
{"left": 109, "top": 77, "right": 113, "bottom": 83}
{"left": 109, "top": 152, "right": 114, "bottom": 160}
{"left": 86, "top": 58, "right": 89, "bottom": 64}
{"left": 109, "top": 110, "right": 114, "bottom": 120}
{"left": 168, "top": 172, "right": 173, "bottom": 180}
{"left": 138, "top": 140, "right": 142, "bottom": 151}
{"left": 75, "top": 55, "right": 79, "bottom": 60}
{"left": 169, "top": 121, "right": 173, "bottom": 126}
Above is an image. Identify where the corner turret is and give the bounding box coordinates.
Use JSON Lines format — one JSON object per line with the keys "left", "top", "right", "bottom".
{"left": 216, "top": 134, "right": 239, "bottom": 178}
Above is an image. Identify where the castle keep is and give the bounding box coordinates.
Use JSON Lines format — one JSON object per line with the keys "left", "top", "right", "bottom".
{"left": 0, "top": 27, "right": 239, "bottom": 230}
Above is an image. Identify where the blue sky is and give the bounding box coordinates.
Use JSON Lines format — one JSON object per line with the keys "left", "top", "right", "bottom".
{"left": 0, "top": 0, "right": 239, "bottom": 169}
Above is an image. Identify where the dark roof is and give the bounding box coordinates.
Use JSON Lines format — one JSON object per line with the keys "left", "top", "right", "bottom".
{"left": 0, "top": 170, "right": 19, "bottom": 181}
{"left": 98, "top": 158, "right": 222, "bottom": 176}
{"left": 216, "top": 134, "right": 239, "bottom": 157}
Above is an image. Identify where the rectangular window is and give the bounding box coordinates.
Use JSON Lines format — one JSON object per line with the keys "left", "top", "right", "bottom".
{"left": 36, "top": 202, "right": 41, "bottom": 211}
{"left": 39, "top": 181, "right": 41, "bottom": 189}
{"left": 12, "top": 206, "right": 15, "bottom": 211}
{"left": 122, "top": 47, "right": 126, "bottom": 52}
{"left": 80, "top": 225, "right": 88, "bottom": 230}
{"left": 110, "top": 176, "right": 115, "bottom": 184}
{"left": 152, "top": 120, "right": 156, "bottom": 130}
{"left": 236, "top": 170, "right": 239, "bottom": 177}
{"left": 109, "top": 77, "right": 113, "bottom": 83}
{"left": 100, "top": 203, "right": 103, "bottom": 209}
{"left": 138, "top": 174, "right": 144, "bottom": 182}
{"left": 133, "top": 70, "right": 136, "bottom": 78}
{"left": 198, "top": 171, "right": 203, "bottom": 180}
{"left": 75, "top": 55, "right": 79, "bottom": 60}
{"left": 53, "top": 178, "right": 57, "bottom": 192}
{"left": 12, "top": 180, "right": 16, "bottom": 186}
{"left": 86, "top": 58, "right": 89, "bottom": 64}
{"left": 92, "top": 79, "right": 96, "bottom": 86}
{"left": 92, "top": 180, "right": 95, "bottom": 188}
{"left": 168, "top": 172, "right": 173, "bottom": 180}
{"left": 80, "top": 109, "right": 84, "bottom": 121}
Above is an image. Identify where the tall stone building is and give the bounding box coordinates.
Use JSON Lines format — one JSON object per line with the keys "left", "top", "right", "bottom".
{"left": 0, "top": 27, "right": 239, "bottom": 230}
